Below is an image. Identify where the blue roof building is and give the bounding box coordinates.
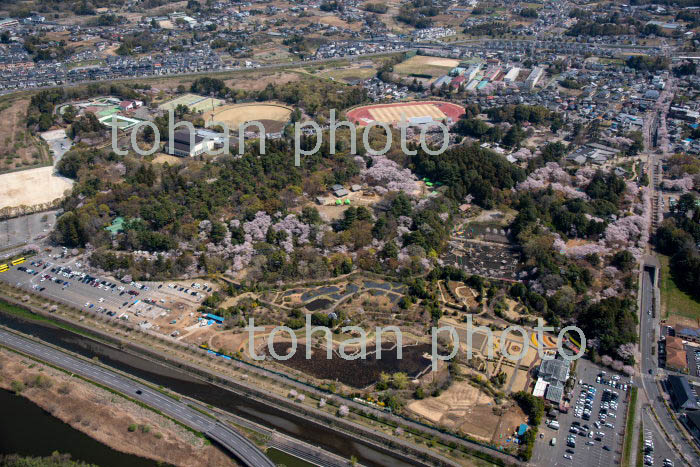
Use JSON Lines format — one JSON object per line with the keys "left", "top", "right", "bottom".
{"left": 517, "top": 424, "right": 528, "bottom": 436}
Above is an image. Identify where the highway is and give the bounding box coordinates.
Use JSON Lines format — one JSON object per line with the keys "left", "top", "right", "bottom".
{"left": 0, "top": 327, "right": 274, "bottom": 467}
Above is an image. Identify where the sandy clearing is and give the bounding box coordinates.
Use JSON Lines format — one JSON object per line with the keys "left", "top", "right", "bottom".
{"left": 0, "top": 166, "right": 74, "bottom": 209}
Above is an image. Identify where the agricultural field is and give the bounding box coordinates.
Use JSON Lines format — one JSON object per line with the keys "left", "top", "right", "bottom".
{"left": 393, "top": 55, "right": 460, "bottom": 79}
{"left": 0, "top": 96, "right": 51, "bottom": 174}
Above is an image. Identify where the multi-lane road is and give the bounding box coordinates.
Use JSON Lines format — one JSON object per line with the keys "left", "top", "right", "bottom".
{"left": 639, "top": 267, "right": 700, "bottom": 465}
{"left": 0, "top": 327, "right": 274, "bottom": 467}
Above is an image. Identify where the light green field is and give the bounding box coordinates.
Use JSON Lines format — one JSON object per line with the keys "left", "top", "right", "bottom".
{"left": 659, "top": 254, "right": 700, "bottom": 322}
{"left": 157, "top": 93, "right": 225, "bottom": 113}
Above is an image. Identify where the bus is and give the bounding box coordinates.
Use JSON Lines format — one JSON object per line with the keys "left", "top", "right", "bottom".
{"left": 11, "top": 257, "right": 25, "bottom": 266}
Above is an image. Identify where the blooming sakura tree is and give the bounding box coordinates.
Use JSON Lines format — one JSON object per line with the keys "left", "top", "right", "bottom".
{"left": 617, "top": 343, "right": 635, "bottom": 361}
{"left": 243, "top": 211, "right": 272, "bottom": 242}
{"left": 338, "top": 405, "right": 349, "bottom": 417}
{"left": 516, "top": 162, "right": 589, "bottom": 199}
{"left": 661, "top": 176, "right": 694, "bottom": 192}
{"left": 272, "top": 214, "right": 311, "bottom": 253}
{"left": 574, "top": 167, "right": 596, "bottom": 187}
{"left": 552, "top": 233, "right": 609, "bottom": 258}
{"left": 361, "top": 155, "right": 418, "bottom": 194}
{"left": 604, "top": 215, "right": 646, "bottom": 247}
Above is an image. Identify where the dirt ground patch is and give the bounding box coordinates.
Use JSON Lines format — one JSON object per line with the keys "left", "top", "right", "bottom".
{"left": 0, "top": 166, "right": 74, "bottom": 210}
{"left": 394, "top": 55, "right": 460, "bottom": 77}
{"left": 224, "top": 71, "right": 301, "bottom": 92}
{"left": 209, "top": 330, "right": 250, "bottom": 354}
{"left": 151, "top": 153, "right": 185, "bottom": 165}
{"left": 407, "top": 378, "right": 500, "bottom": 441}
{"left": 0, "top": 348, "right": 234, "bottom": 467}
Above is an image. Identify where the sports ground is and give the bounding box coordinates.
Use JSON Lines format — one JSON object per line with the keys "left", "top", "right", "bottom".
{"left": 346, "top": 101, "right": 465, "bottom": 126}
{"left": 203, "top": 102, "right": 293, "bottom": 132}
{"left": 158, "top": 93, "right": 225, "bottom": 113}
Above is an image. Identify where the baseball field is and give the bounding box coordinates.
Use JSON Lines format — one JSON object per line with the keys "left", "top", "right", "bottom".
{"left": 346, "top": 101, "right": 465, "bottom": 126}
{"left": 204, "top": 102, "right": 293, "bottom": 133}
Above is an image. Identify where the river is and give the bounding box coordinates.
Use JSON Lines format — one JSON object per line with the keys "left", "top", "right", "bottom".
{"left": 0, "top": 388, "right": 157, "bottom": 466}
{"left": 0, "top": 309, "right": 416, "bottom": 467}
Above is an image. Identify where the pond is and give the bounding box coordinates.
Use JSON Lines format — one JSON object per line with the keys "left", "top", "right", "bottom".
{"left": 269, "top": 343, "right": 433, "bottom": 388}
{"left": 0, "top": 388, "right": 158, "bottom": 467}
{"left": 305, "top": 298, "right": 334, "bottom": 311}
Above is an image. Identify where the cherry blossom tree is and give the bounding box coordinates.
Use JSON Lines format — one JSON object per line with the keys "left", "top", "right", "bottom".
{"left": 361, "top": 155, "right": 418, "bottom": 193}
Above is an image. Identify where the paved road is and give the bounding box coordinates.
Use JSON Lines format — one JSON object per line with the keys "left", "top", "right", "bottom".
{"left": 641, "top": 406, "right": 681, "bottom": 467}
{"left": 639, "top": 267, "right": 700, "bottom": 465}
{"left": 0, "top": 327, "right": 274, "bottom": 467}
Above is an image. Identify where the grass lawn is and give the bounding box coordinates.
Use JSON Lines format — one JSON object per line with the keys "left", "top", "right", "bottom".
{"left": 659, "top": 254, "right": 700, "bottom": 322}
{"left": 623, "top": 387, "right": 638, "bottom": 465}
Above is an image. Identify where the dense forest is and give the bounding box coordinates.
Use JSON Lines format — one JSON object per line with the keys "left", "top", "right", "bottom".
{"left": 411, "top": 142, "right": 525, "bottom": 208}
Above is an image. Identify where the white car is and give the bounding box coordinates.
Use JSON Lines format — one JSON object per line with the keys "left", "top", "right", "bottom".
{"left": 98, "top": 298, "right": 104, "bottom": 303}
{"left": 564, "top": 454, "right": 573, "bottom": 460}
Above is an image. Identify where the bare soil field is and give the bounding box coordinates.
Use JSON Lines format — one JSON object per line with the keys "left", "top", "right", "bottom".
{"left": 394, "top": 56, "right": 460, "bottom": 78}
{"left": 205, "top": 102, "right": 292, "bottom": 131}
{"left": 151, "top": 153, "right": 185, "bottom": 165}
{"left": 409, "top": 372, "right": 528, "bottom": 446}
{"left": 224, "top": 71, "right": 301, "bottom": 91}
{"left": 315, "top": 14, "right": 364, "bottom": 31}
{"left": 0, "top": 96, "right": 50, "bottom": 173}
{"left": 0, "top": 166, "right": 74, "bottom": 210}
{"left": 0, "top": 347, "right": 234, "bottom": 467}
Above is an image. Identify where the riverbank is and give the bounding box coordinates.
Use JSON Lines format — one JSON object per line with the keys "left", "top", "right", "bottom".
{"left": 0, "top": 346, "right": 235, "bottom": 467}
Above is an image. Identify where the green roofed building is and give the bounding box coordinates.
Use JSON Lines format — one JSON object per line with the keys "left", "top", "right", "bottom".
{"left": 105, "top": 217, "right": 125, "bottom": 236}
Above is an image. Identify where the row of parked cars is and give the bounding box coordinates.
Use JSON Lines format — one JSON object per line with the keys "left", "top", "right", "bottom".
{"left": 596, "top": 372, "right": 628, "bottom": 391}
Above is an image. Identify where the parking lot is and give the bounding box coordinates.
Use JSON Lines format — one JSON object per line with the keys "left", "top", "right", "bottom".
{"left": 0, "top": 253, "right": 210, "bottom": 333}
{"left": 0, "top": 211, "right": 57, "bottom": 253}
{"left": 532, "top": 359, "right": 630, "bottom": 467}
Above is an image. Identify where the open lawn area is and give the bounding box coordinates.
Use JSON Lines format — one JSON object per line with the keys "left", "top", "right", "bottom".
{"left": 659, "top": 254, "right": 700, "bottom": 325}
